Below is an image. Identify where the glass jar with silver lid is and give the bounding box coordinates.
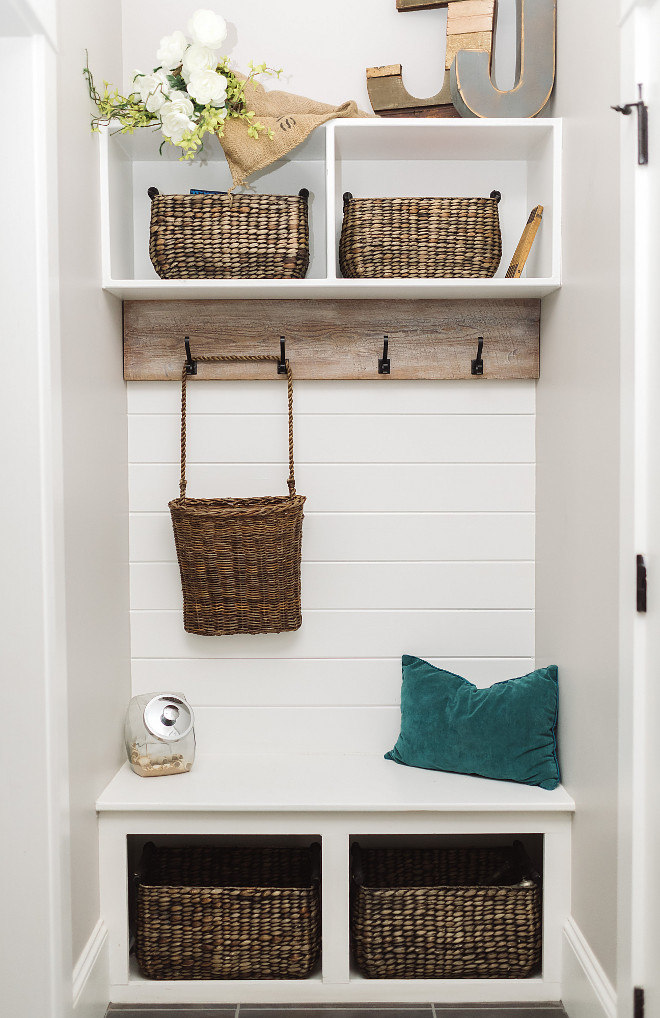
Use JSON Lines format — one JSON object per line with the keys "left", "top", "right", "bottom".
{"left": 124, "top": 693, "right": 195, "bottom": 777}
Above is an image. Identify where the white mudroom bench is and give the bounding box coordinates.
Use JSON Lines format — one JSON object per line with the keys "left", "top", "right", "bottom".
{"left": 97, "top": 706, "right": 574, "bottom": 1006}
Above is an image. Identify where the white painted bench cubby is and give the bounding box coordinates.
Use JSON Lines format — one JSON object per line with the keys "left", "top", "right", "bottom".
{"left": 97, "top": 706, "right": 574, "bottom": 1005}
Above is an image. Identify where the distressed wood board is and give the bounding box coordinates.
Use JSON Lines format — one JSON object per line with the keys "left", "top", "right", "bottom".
{"left": 445, "top": 31, "right": 492, "bottom": 68}
{"left": 123, "top": 299, "right": 540, "bottom": 381}
{"left": 396, "top": 0, "right": 474, "bottom": 9}
{"left": 372, "top": 104, "right": 461, "bottom": 118}
{"left": 367, "top": 63, "right": 453, "bottom": 112}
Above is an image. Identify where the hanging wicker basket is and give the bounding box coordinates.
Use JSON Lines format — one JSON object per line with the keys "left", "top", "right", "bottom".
{"left": 148, "top": 187, "right": 310, "bottom": 279}
{"left": 169, "top": 354, "right": 305, "bottom": 636}
{"left": 339, "top": 191, "right": 502, "bottom": 279}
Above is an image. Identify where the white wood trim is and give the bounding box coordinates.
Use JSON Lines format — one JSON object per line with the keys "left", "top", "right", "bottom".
{"left": 129, "top": 462, "right": 536, "bottom": 513}
{"left": 563, "top": 917, "right": 618, "bottom": 1018}
{"left": 128, "top": 412, "right": 535, "bottom": 465}
{"left": 100, "top": 118, "right": 561, "bottom": 298}
{"left": 1, "top": 31, "right": 71, "bottom": 1018}
{"left": 619, "top": 0, "right": 653, "bottom": 28}
{"left": 72, "top": 920, "right": 108, "bottom": 1018}
{"left": 130, "top": 608, "right": 535, "bottom": 659}
{"left": 100, "top": 809, "right": 570, "bottom": 1004}
{"left": 129, "top": 511, "right": 536, "bottom": 564}
{"left": 130, "top": 561, "right": 534, "bottom": 611}
{"left": 130, "top": 656, "right": 538, "bottom": 705}
{"left": 126, "top": 378, "right": 537, "bottom": 415}
{"left": 325, "top": 115, "right": 337, "bottom": 281}
{"left": 111, "top": 971, "right": 561, "bottom": 1005}
{"left": 96, "top": 725, "right": 574, "bottom": 810}
{"left": 2, "top": 0, "right": 57, "bottom": 45}
{"left": 105, "top": 276, "right": 560, "bottom": 301}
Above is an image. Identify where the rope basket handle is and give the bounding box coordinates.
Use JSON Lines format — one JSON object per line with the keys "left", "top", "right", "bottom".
{"left": 178, "top": 354, "right": 297, "bottom": 501}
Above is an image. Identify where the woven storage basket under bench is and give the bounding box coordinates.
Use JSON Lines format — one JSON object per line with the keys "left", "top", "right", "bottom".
{"left": 351, "top": 841, "right": 542, "bottom": 979}
{"left": 135, "top": 843, "right": 321, "bottom": 980}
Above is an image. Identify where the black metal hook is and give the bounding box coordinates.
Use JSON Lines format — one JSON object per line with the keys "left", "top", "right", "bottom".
{"left": 378, "top": 336, "right": 391, "bottom": 375}
{"left": 184, "top": 337, "right": 197, "bottom": 375}
{"left": 612, "top": 84, "right": 648, "bottom": 165}
{"left": 471, "top": 336, "right": 484, "bottom": 376}
{"left": 277, "top": 336, "right": 288, "bottom": 374}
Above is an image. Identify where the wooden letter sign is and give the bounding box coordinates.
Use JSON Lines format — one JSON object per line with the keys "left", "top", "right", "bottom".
{"left": 368, "top": 0, "right": 488, "bottom": 117}
{"left": 451, "top": 0, "right": 556, "bottom": 117}
{"left": 367, "top": 0, "right": 556, "bottom": 119}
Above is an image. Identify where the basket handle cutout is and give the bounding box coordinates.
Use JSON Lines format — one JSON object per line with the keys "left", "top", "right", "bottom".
{"left": 178, "top": 351, "right": 297, "bottom": 500}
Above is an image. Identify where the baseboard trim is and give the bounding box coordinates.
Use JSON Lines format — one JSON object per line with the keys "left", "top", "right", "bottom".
{"left": 72, "top": 919, "right": 108, "bottom": 1017}
{"left": 563, "top": 917, "right": 617, "bottom": 1018}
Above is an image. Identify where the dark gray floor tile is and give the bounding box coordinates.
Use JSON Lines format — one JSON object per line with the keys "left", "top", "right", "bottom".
{"left": 107, "top": 1009, "right": 236, "bottom": 1016}
{"left": 239, "top": 1010, "right": 432, "bottom": 1018}
{"left": 432, "top": 1010, "right": 565, "bottom": 1018}
{"left": 239, "top": 1008, "right": 431, "bottom": 1013}
{"left": 433, "top": 1008, "right": 565, "bottom": 1013}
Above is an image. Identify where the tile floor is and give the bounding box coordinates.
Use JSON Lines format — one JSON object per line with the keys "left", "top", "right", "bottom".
{"left": 106, "top": 1004, "right": 568, "bottom": 1018}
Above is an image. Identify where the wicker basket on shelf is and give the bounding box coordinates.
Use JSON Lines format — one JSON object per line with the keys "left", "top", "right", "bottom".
{"left": 339, "top": 191, "right": 502, "bottom": 279}
{"left": 148, "top": 187, "right": 310, "bottom": 279}
{"left": 135, "top": 843, "right": 321, "bottom": 980}
{"left": 351, "top": 842, "right": 542, "bottom": 979}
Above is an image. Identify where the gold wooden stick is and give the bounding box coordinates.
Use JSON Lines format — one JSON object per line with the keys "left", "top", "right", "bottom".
{"left": 506, "top": 205, "right": 544, "bottom": 279}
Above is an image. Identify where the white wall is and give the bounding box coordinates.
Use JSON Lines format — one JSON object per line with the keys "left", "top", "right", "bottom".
{"left": 121, "top": 0, "right": 517, "bottom": 109}
{"left": 537, "top": 0, "right": 621, "bottom": 991}
{"left": 119, "top": 2, "right": 531, "bottom": 712}
{"left": 56, "top": 0, "right": 131, "bottom": 970}
{"left": 128, "top": 377, "right": 535, "bottom": 727}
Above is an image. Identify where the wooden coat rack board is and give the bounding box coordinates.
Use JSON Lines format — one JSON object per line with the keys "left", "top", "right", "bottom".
{"left": 123, "top": 299, "right": 540, "bottom": 381}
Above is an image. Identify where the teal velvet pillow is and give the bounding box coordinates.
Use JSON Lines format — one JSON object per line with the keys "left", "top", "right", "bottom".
{"left": 385, "top": 657, "right": 560, "bottom": 790}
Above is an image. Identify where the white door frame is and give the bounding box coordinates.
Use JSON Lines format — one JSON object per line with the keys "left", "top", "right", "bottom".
{"left": 0, "top": 2, "right": 73, "bottom": 1017}
{"left": 618, "top": 3, "right": 660, "bottom": 1017}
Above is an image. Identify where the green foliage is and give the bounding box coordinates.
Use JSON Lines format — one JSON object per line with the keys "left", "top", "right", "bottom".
{"left": 83, "top": 52, "right": 281, "bottom": 159}
{"left": 83, "top": 59, "right": 158, "bottom": 134}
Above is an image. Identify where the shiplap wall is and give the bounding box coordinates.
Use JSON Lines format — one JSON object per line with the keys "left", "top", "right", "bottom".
{"left": 128, "top": 378, "right": 535, "bottom": 714}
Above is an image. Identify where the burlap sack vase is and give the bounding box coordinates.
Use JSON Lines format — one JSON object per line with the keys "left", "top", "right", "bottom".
{"left": 219, "top": 77, "right": 368, "bottom": 186}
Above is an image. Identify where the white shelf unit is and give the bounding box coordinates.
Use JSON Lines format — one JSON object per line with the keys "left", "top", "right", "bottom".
{"left": 99, "top": 118, "right": 561, "bottom": 300}
{"left": 97, "top": 744, "right": 574, "bottom": 1005}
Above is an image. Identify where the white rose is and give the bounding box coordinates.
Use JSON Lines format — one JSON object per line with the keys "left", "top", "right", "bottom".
{"left": 133, "top": 70, "right": 171, "bottom": 112}
{"left": 156, "top": 30, "right": 187, "bottom": 70}
{"left": 186, "top": 70, "right": 227, "bottom": 107}
{"left": 161, "top": 108, "right": 196, "bottom": 145}
{"left": 181, "top": 43, "right": 218, "bottom": 83}
{"left": 188, "top": 9, "right": 228, "bottom": 50}
{"left": 164, "top": 91, "right": 195, "bottom": 118}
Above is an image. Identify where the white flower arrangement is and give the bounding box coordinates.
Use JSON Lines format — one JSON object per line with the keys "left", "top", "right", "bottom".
{"left": 84, "top": 8, "right": 278, "bottom": 160}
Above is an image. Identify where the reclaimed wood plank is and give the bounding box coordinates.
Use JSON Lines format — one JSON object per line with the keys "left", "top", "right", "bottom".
{"left": 447, "top": 14, "right": 493, "bottom": 33}
{"left": 445, "top": 31, "right": 492, "bottom": 69}
{"left": 396, "top": 0, "right": 447, "bottom": 9}
{"left": 366, "top": 64, "right": 403, "bottom": 79}
{"left": 366, "top": 65, "right": 453, "bottom": 111}
{"left": 123, "top": 299, "right": 540, "bottom": 381}
{"left": 396, "top": 0, "right": 474, "bottom": 9}
{"left": 447, "top": 0, "right": 495, "bottom": 17}
{"left": 373, "top": 103, "right": 461, "bottom": 118}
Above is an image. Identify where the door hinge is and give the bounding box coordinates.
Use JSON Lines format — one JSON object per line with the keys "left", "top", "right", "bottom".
{"left": 634, "top": 987, "right": 645, "bottom": 1018}
{"left": 637, "top": 555, "right": 647, "bottom": 612}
